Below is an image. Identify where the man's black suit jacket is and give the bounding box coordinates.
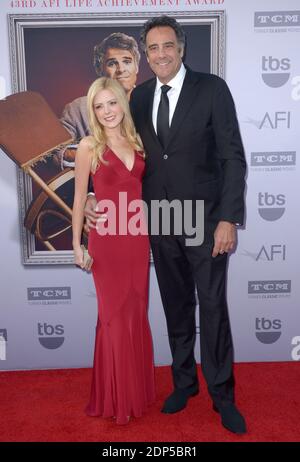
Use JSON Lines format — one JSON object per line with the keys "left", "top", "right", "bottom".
{"left": 130, "top": 68, "right": 246, "bottom": 242}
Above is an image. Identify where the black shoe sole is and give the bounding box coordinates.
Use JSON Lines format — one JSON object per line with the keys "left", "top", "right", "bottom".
{"left": 161, "top": 390, "right": 199, "bottom": 414}
{"left": 212, "top": 404, "right": 246, "bottom": 435}
{"left": 161, "top": 404, "right": 186, "bottom": 414}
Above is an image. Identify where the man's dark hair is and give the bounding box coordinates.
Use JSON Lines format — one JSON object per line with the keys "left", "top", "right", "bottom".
{"left": 139, "top": 16, "right": 186, "bottom": 53}
{"left": 93, "top": 32, "right": 140, "bottom": 76}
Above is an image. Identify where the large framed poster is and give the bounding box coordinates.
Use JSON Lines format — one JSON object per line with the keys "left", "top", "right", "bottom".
{"left": 8, "top": 10, "right": 225, "bottom": 264}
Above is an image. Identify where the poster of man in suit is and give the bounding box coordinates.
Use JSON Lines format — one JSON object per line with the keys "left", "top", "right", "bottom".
{"left": 7, "top": 12, "right": 222, "bottom": 264}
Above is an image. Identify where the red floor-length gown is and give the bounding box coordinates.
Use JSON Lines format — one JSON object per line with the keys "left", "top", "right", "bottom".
{"left": 86, "top": 146, "right": 155, "bottom": 424}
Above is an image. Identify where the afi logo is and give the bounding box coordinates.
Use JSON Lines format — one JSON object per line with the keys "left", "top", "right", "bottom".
{"left": 256, "top": 245, "right": 286, "bottom": 261}
{"left": 259, "top": 112, "right": 291, "bottom": 129}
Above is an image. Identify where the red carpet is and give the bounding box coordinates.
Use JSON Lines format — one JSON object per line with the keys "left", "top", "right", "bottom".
{"left": 0, "top": 363, "right": 299, "bottom": 442}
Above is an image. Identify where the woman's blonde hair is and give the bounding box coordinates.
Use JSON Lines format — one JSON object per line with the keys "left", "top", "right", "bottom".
{"left": 86, "top": 77, "right": 144, "bottom": 173}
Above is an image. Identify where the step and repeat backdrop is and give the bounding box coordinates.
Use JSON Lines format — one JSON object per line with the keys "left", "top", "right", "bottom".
{"left": 0, "top": 0, "right": 299, "bottom": 370}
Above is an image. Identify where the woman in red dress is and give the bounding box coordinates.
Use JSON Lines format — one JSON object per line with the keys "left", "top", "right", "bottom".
{"left": 72, "top": 77, "right": 155, "bottom": 425}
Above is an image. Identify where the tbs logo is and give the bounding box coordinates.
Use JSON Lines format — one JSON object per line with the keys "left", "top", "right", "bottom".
{"left": 38, "top": 323, "right": 64, "bottom": 349}
{"left": 255, "top": 318, "right": 281, "bottom": 344}
{"left": 258, "top": 192, "right": 285, "bottom": 221}
{"left": 262, "top": 56, "right": 290, "bottom": 88}
{"left": 261, "top": 56, "right": 300, "bottom": 100}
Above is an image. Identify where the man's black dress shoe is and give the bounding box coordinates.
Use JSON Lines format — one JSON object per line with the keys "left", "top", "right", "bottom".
{"left": 213, "top": 403, "right": 246, "bottom": 434}
{"left": 161, "top": 388, "right": 199, "bottom": 414}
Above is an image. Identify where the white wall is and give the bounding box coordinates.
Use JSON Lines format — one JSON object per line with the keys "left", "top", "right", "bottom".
{"left": 1, "top": 0, "right": 300, "bottom": 370}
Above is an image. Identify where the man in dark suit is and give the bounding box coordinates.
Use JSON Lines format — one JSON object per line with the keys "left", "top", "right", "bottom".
{"left": 130, "top": 16, "right": 246, "bottom": 435}
{"left": 85, "top": 16, "right": 246, "bottom": 434}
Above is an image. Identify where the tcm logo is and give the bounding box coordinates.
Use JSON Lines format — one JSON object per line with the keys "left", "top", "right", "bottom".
{"left": 38, "top": 323, "right": 64, "bottom": 349}
{"left": 0, "top": 329, "right": 7, "bottom": 361}
{"left": 291, "top": 337, "right": 300, "bottom": 360}
{"left": 258, "top": 192, "right": 285, "bottom": 221}
{"left": 251, "top": 151, "right": 296, "bottom": 167}
{"left": 248, "top": 280, "right": 291, "bottom": 294}
{"left": 255, "top": 318, "right": 282, "bottom": 344}
{"left": 254, "top": 11, "right": 300, "bottom": 27}
{"left": 261, "top": 56, "right": 290, "bottom": 88}
{"left": 28, "top": 287, "right": 71, "bottom": 301}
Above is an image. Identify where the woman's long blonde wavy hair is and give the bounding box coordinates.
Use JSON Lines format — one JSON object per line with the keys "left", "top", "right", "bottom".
{"left": 87, "top": 77, "right": 144, "bottom": 173}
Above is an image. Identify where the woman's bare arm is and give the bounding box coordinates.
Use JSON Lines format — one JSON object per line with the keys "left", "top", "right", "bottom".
{"left": 72, "top": 137, "right": 93, "bottom": 267}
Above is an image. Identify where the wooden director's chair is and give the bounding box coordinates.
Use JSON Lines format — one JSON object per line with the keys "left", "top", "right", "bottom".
{"left": 0, "top": 91, "right": 75, "bottom": 250}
